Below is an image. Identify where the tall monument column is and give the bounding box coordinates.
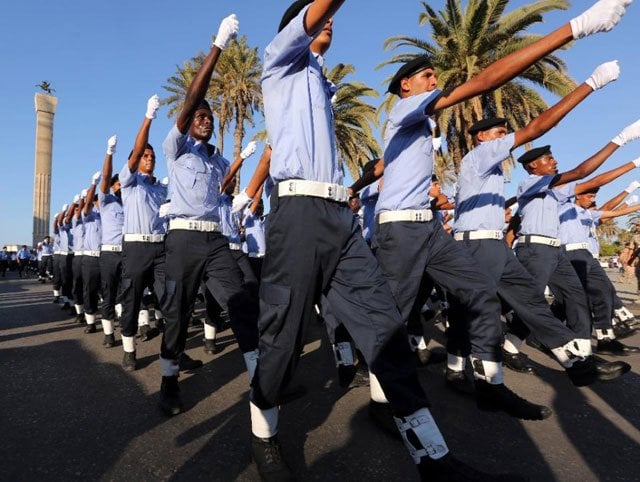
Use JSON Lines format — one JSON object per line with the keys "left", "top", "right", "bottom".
{"left": 33, "top": 93, "right": 58, "bottom": 247}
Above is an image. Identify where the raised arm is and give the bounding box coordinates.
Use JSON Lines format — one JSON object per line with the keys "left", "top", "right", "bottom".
{"left": 305, "top": 0, "right": 345, "bottom": 35}
{"left": 221, "top": 141, "right": 257, "bottom": 193}
{"left": 575, "top": 159, "right": 640, "bottom": 195}
{"left": 101, "top": 135, "right": 117, "bottom": 194}
{"left": 249, "top": 183, "right": 265, "bottom": 215}
{"left": 176, "top": 15, "right": 238, "bottom": 134}
{"left": 232, "top": 145, "right": 273, "bottom": 214}
{"left": 431, "top": 0, "right": 631, "bottom": 112}
{"left": 128, "top": 96, "right": 160, "bottom": 173}
{"left": 600, "top": 180, "right": 639, "bottom": 210}
{"left": 599, "top": 203, "right": 640, "bottom": 220}
{"left": 553, "top": 119, "right": 640, "bottom": 188}
{"left": 83, "top": 171, "right": 101, "bottom": 215}
{"left": 349, "top": 158, "right": 384, "bottom": 195}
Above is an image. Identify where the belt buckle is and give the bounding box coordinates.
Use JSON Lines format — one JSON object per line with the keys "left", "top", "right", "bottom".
{"left": 287, "top": 181, "right": 296, "bottom": 194}
{"left": 414, "top": 211, "right": 423, "bottom": 222}
{"left": 142, "top": 234, "right": 150, "bottom": 242}
{"left": 327, "top": 184, "right": 334, "bottom": 200}
{"left": 188, "top": 221, "right": 198, "bottom": 230}
{"left": 492, "top": 231, "right": 500, "bottom": 240}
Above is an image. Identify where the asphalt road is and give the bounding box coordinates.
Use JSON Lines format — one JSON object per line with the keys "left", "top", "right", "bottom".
{"left": 0, "top": 269, "right": 639, "bottom": 481}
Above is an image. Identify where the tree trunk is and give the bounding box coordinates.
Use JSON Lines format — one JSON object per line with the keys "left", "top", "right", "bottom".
{"left": 232, "top": 105, "right": 246, "bottom": 195}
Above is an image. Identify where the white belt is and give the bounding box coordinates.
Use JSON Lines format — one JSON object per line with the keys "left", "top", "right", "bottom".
{"left": 454, "top": 230, "right": 503, "bottom": 241}
{"left": 248, "top": 253, "right": 265, "bottom": 258}
{"left": 278, "top": 180, "right": 349, "bottom": 203}
{"left": 73, "top": 252, "right": 84, "bottom": 256}
{"left": 124, "top": 234, "right": 165, "bottom": 243}
{"left": 229, "top": 242, "right": 242, "bottom": 250}
{"left": 565, "top": 242, "right": 589, "bottom": 252}
{"left": 522, "top": 235, "right": 561, "bottom": 247}
{"left": 378, "top": 209, "right": 433, "bottom": 224}
{"left": 101, "top": 244, "right": 122, "bottom": 252}
{"left": 53, "top": 250, "right": 62, "bottom": 255}
{"left": 41, "top": 253, "right": 53, "bottom": 257}
{"left": 59, "top": 252, "right": 68, "bottom": 256}
{"left": 83, "top": 250, "right": 101, "bottom": 257}
{"left": 169, "top": 219, "right": 220, "bottom": 233}
{"left": 593, "top": 253, "right": 599, "bottom": 259}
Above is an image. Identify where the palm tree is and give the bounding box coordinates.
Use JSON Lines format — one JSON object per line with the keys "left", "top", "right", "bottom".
{"left": 597, "top": 218, "right": 619, "bottom": 240}
{"left": 380, "top": 0, "right": 577, "bottom": 171}
{"left": 326, "top": 63, "right": 382, "bottom": 180}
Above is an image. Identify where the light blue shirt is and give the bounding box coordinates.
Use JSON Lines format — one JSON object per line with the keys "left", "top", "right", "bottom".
{"left": 82, "top": 209, "right": 102, "bottom": 252}
{"left": 98, "top": 191, "right": 124, "bottom": 246}
{"left": 360, "top": 180, "right": 379, "bottom": 242}
{"left": 262, "top": 5, "right": 341, "bottom": 184}
{"left": 243, "top": 211, "right": 266, "bottom": 255}
{"left": 163, "top": 125, "right": 229, "bottom": 221}
{"left": 59, "top": 224, "right": 70, "bottom": 253}
{"left": 0, "top": 251, "right": 8, "bottom": 261}
{"left": 377, "top": 89, "right": 442, "bottom": 213}
{"left": 454, "top": 134, "right": 515, "bottom": 232}
{"left": 517, "top": 175, "right": 575, "bottom": 238}
{"left": 41, "top": 241, "right": 53, "bottom": 256}
{"left": 17, "top": 248, "right": 30, "bottom": 260}
{"left": 119, "top": 165, "right": 168, "bottom": 235}
{"left": 71, "top": 216, "right": 84, "bottom": 254}
{"left": 53, "top": 232, "right": 61, "bottom": 252}
{"left": 219, "top": 195, "right": 241, "bottom": 244}
{"left": 587, "top": 209, "right": 602, "bottom": 256}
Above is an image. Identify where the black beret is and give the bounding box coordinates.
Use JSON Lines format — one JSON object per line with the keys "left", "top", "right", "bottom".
{"left": 388, "top": 55, "right": 435, "bottom": 96}
{"left": 517, "top": 145, "right": 552, "bottom": 165}
{"left": 279, "top": 0, "right": 313, "bottom": 32}
{"left": 468, "top": 117, "right": 507, "bottom": 135}
{"left": 110, "top": 174, "right": 119, "bottom": 186}
{"left": 197, "top": 99, "right": 212, "bottom": 112}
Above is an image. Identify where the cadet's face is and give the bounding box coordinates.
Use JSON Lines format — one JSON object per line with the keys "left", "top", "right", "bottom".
{"left": 190, "top": 109, "right": 214, "bottom": 142}
{"left": 529, "top": 154, "right": 557, "bottom": 175}
{"left": 311, "top": 18, "right": 333, "bottom": 54}
{"left": 478, "top": 126, "right": 508, "bottom": 142}
{"left": 138, "top": 148, "right": 156, "bottom": 175}
{"left": 576, "top": 193, "right": 596, "bottom": 209}
{"left": 402, "top": 68, "right": 438, "bottom": 97}
{"left": 112, "top": 181, "right": 121, "bottom": 193}
{"left": 429, "top": 181, "right": 441, "bottom": 197}
{"left": 348, "top": 197, "right": 360, "bottom": 213}
{"left": 504, "top": 208, "right": 512, "bottom": 223}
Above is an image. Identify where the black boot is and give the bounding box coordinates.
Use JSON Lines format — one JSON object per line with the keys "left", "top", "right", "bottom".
{"left": 251, "top": 434, "right": 294, "bottom": 482}
{"left": 445, "top": 367, "right": 474, "bottom": 395}
{"left": 475, "top": 380, "right": 552, "bottom": 421}
{"left": 179, "top": 352, "right": 203, "bottom": 371}
{"left": 613, "top": 321, "right": 636, "bottom": 339}
{"left": 502, "top": 350, "right": 535, "bottom": 374}
{"left": 103, "top": 334, "right": 116, "bottom": 348}
{"left": 159, "top": 376, "right": 183, "bottom": 416}
{"left": 593, "top": 356, "right": 631, "bottom": 381}
{"left": 596, "top": 338, "right": 640, "bottom": 356}
{"left": 203, "top": 338, "right": 220, "bottom": 354}
{"left": 122, "top": 351, "right": 137, "bottom": 372}
{"left": 84, "top": 323, "right": 97, "bottom": 334}
{"left": 75, "top": 313, "right": 86, "bottom": 324}
{"left": 565, "top": 357, "right": 598, "bottom": 387}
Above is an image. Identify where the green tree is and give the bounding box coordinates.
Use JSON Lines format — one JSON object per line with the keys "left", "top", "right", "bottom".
{"left": 380, "top": 0, "right": 576, "bottom": 171}
{"left": 326, "top": 63, "right": 382, "bottom": 180}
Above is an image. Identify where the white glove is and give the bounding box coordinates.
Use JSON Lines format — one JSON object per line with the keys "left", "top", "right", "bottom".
{"left": 80, "top": 189, "right": 88, "bottom": 199}
{"left": 158, "top": 202, "right": 170, "bottom": 218}
{"left": 62, "top": 204, "right": 69, "bottom": 212}
{"left": 91, "top": 170, "right": 101, "bottom": 186}
{"left": 628, "top": 195, "right": 639, "bottom": 205}
{"left": 624, "top": 180, "right": 640, "bottom": 192}
{"left": 213, "top": 14, "right": 239, "bottom": 50}
{"left": 612, "top": 119, "right": 640, "bottom": 146}
{"left": 240, "top": 141, "right": 257, "bottom": 159}
{"left": 145, "top": 94, "right": 160, "bottom": 119}
{"left": 106, "top": 134, "right": 117, "bottom": 155}
{"left": 570, "top": 0, "right": 631, "bottom": 40}
{"left": 72, "top": 195, "right": 80, "bottom": 204}
{"left": 231, "top": 189, "right": 252, "bottom": 214}
{"left": 585, "top": 60, "right": 620, "bottom": 90}
{"left": 510, "top": 203, "right": 519, "bottom": 212}
{"left": 160, "top": 177, "right": 169, "bottom": 186}
{"left": 432, "top": 137, "right": 442, "bottom": 151}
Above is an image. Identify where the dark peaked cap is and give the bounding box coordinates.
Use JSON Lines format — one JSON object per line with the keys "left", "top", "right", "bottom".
{"left": 517, "top": 145, "right": 552, "bottom": 165}
{"left": 468, "top": 117, "right": 507, "bottom": 135}
{"left": 388, "top": 55, "right": 435, "bottom": 95}
{"left": 279, "top": 0, "right": 313, "bottom": 32}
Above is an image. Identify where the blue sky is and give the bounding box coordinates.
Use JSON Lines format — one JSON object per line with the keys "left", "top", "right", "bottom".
{"left": 1, "top": 0, "right": 639, "bottom": 245}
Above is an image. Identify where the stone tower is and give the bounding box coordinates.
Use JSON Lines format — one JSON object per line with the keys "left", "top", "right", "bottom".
{"left": 33, "top": 93, "right": 58, "bottom": 247}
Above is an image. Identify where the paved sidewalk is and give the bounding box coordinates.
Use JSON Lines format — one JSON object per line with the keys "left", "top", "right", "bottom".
{"left": 0, "top": 269, "right": 638, "bottom": 481}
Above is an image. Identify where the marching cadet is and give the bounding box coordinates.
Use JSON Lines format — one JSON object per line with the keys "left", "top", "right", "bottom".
{"left": 557, "top": 181, "right": 640, "bottom": 354}
{"left": 80, "top": 172, "right": 103, "bottom": 334}
{"left": 39, "top": 236, "right": 54, "bottom": 282}
{"left": 98, "top": 135, "right": 124, "bottom": 348}
{"left": 58, "top": 204, "right": 75, "bottom": 313}
{"left": 506, "top": 117, "right": 640, "bottom": 380}
{"left": 118, "top": 95, "right": 168, "bottom": 371}
{"left": 450, "top": 62, "right": 629, "bottom": 387}
{"left": 158, "top": 13, "right": 260, "bottom": 416}
{"left": 69, "top": 194, "right": 86, "bottom": 323}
